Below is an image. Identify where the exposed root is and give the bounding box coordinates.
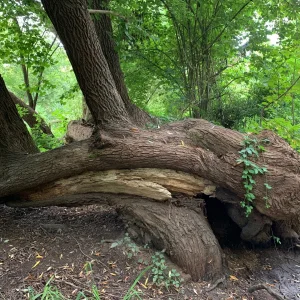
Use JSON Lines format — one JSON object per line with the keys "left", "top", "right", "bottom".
{"left": 205, "top": 275, "right": 226, "bottom": 292}
{"left": 248, "top": 283, "right": 284, "bottom": 300}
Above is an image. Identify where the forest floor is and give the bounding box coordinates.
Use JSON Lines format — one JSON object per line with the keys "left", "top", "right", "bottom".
{"left": 0, "top": 204, "right": 299, "bottom": 300}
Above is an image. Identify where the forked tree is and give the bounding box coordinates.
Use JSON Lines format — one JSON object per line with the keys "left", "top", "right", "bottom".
{"left": 0, "top": 0, "right": 300, "bottom": 282}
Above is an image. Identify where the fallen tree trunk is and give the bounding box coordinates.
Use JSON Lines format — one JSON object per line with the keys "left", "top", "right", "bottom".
{"left": 1, "top": 0, "right": 299, "bottom": 283}
{"left": 2, "top": 119, "right": 300, "bottom": 247}
{"left": 3, "top": 119, "right": 300, "bottom": 220}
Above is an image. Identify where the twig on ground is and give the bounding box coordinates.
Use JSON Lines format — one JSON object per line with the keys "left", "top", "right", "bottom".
{"left": 284, "top": 256, "right": 300, "bottom": 264}
{"left": 205, "top": 275, "right": 226, "bottom": 292}
{"left": 58, "top": 279, "right": 93, "bottom": 296}
{"left": 72, "top": 237, "right": 109, "bottom": 269}
{"left": 248, "top": 284, "right": 284, "bottom": 300}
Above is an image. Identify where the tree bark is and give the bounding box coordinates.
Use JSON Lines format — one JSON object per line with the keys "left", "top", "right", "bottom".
{"left": 2, "top": 119, "right": 300, "bottom": 225}
{"left": 0, "top": 75, "right": 38, "bottom": 154}
{"left": 117, "top": 198, "right": 223, "bottom": 282}
{"left": 41, "top": 0, "right": 131, "bottom": 128}
{"left": 90, "top": 0, "right": 153, "bottom": 126}
{"left": 2, "top": 117, "right": 300, "bottom": 278}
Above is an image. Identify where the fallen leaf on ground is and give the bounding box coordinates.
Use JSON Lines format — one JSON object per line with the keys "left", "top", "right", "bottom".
{"left": 32, "top": 261, "right": 41, "bottom": 269}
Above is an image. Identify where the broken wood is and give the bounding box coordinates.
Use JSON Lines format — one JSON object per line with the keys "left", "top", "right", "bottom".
{"left": 16, "top": 168, "right": 215, "bottom": 204}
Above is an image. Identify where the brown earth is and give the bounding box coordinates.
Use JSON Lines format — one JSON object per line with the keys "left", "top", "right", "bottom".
{"left": 0, "top": 204, "right": 299, "bottom": 300}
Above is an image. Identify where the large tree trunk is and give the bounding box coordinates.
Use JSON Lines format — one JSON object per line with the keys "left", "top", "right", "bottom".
{"left": 1, "top": 0, "right": 299, "bottom": 283}
{"left": 1, "top": 118, "right": 300, "bottom": 278}
{"left": 90, "top": 0, "right": 153, "bottom": 126}
{"left": 0, "top": 75, "right": 38, "bottom": 153}
{"left": 42, "top": 0, "right": 131, "bottom": 127}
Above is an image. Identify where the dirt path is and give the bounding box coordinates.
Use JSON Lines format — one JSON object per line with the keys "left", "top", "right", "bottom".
{"left": 0, "top": 205, "right": 299, "bottom": 299}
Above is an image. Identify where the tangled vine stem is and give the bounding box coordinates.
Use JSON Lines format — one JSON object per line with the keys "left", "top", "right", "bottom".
{"left": 237, "top": 136, "right": 272, "bottom": 217}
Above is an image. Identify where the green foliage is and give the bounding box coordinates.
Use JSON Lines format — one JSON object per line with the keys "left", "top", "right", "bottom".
{"left": 2, "top": 0, "right": 300, "bottom": 155}
{"left": 110, "top": 233, "right": 140, "bottom": 259}
{"left": 31, "top": 129, "right": 63, "bottom": 152}
{"left": 237, "top": 136, "right": 272, "bottom": 216}
{"left": 16, "top": 103, "right": 63, "bottom": 151}
{"left": 27, "top": 275, "right": 101, "bottom": 300}
{"left": 27, "top": 277, "right": 66, "bottom": 300}
{"left": 0, "top": 1, "right": 81, "bottom": 150}
{"left": 0, "top": 1, "right": 58, "bottom": 105}
{"left": 111, "top": 234, "right": 183, "bottom": 290}
{"left": 241, "top": 116, "right": 300, "bottom": 152}
{"left": 2, "top": 48, "right": 82, "bottom": 149}
{"left": 150, "top": 252, "right": 183, "bottom": 289}
{"left": 272, "top": 235, "right": 281, "bottom": 245}
{"left": 123, "top": 265, "right": 152, "bottom": 300}
{"left": 113, "top": 0, "right": 300, "bottom": 121}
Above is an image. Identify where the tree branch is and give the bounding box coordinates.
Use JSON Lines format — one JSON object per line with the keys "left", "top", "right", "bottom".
{"left": 88, "top": 9, "right": 126, "bottom": 19}
{"left": 276, "top": 74, "right": 300, "bottom": 102}
{"left": 206, "top": 0, "right": 254, "bottom": 51}
{"left": 33, "top": 35, "right": 59, "bottom": 108}
{"left": 9, "top": 91, "right": 53, "bottom": 136}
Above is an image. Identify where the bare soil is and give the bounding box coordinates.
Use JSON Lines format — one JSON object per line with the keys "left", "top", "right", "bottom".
{"left": 0, "top": 204, "right": 299, "bottom": 299}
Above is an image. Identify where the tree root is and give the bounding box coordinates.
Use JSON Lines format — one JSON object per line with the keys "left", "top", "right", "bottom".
{"left": 248, "top": 284, "right": 284, "bottom": 300}
{"left": 205, "top": 275, "right": 226, "bottom": 292}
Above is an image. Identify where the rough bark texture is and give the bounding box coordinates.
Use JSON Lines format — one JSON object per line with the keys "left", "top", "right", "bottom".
{"left": 2, "top": 118, "right": 300, "bottom": 277}
{"left": 117, "top": 199, "right": 223, "bottom": 282}
{"left": 91, "top": 0, "right": 153, "bottom": 126}
{"left": 65, "top": 120, "right": 93, "bottom": 143}
{"left": 0, "top": 75, "right": 38, "bottom": 154}
{"left": 2, "top": 119, "right": 300, "bottom": 234}
{"left": 9, "top": 91, "right": 53, "bottom": 136}
{"left": 2, "top": 119, "right": 300, "bottom": 221}
{"left": 41, "top": 0, "right": 131, "bottom": 127}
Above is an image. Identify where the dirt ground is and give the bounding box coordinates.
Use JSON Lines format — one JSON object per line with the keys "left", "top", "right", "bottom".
{"left": 0, "top": 204, "right": 299, "bottom": 300}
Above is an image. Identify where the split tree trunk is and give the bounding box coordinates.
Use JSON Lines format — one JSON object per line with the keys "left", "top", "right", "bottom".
{"left": 42, "top": 0, "right": 131, "bottom": 127}
{"left": 1, "top": 0, "right": 300, "bottom": 283}
{"left": 1, "top": 117, "right": 300, "bottom": 278}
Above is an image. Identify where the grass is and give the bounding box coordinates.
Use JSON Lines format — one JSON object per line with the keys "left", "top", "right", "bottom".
{"left": 26, "top": 266, "right": 152, "bottom": 300}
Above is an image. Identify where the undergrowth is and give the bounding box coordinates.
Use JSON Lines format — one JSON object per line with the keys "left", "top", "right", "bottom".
{"left": 110, "top": 233, "right": 184, "bottom": 289}
{"left": 26, "top": 233, "right": 183, "bottom": 300}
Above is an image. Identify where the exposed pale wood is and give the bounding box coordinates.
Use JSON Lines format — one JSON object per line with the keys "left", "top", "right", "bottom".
{"left": 19, "top": 168, "right": 216, "bottom": 203}
{"left": 65, "top": 120, "right": 93, "bottom": 143}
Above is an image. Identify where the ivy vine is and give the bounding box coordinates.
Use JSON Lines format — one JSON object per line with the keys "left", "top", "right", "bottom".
{"left": 237, "top": 136, "right": 272, "bottom": 217}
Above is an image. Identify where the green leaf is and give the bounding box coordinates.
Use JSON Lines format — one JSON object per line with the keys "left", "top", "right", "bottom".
{"left": 264, "top": 183, "right": 272, "bottom": 190}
